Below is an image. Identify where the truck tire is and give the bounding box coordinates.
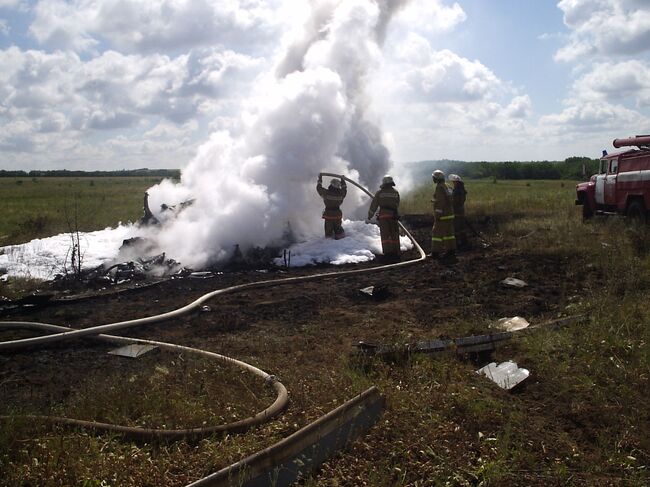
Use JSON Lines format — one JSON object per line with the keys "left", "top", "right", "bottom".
{"left": 627, "top": 200, "right": 647, "bottom": 224}
{"left": 582, "top": 200, "right": 594, "bottom": 220}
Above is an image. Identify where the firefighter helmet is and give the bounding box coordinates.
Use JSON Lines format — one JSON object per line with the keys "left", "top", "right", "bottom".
{"left": 330, "top": 179, "right": 341, "bottom": 189}
{"left": 448, "top": 173, "right": 462, "bottom": 182}
{"left": 432, "top": 170, "right": 445, "bottom": 182}
{"left": 382, "top": 175, "right": 395, "bottom": 186}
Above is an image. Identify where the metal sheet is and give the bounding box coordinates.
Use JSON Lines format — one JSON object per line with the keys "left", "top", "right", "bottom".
{"left": 477, "top": 361, "right": 529, "bottom": 390}
{"left": 108, "top": 344, "right": 157, "bottom": 358}
{"left": 187, "top": 387, "right": 384, "bottom": 487}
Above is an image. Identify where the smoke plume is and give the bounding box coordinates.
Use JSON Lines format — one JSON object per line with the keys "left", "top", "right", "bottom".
{"left": 144, "top": 0, "right": 408, "bottom": 268}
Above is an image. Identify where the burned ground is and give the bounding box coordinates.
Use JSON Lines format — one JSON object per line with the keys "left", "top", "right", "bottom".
{"left": 0, "top": 219, "right": 647, "bottom": 486}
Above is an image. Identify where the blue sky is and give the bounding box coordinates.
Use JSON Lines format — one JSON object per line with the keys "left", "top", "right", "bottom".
{"left": 0, "top": 0, "right": 649, "bottom": 171}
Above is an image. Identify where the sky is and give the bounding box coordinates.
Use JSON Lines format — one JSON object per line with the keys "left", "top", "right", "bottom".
{"left": 0, "top": 0, "right": 649, "bottom": 171}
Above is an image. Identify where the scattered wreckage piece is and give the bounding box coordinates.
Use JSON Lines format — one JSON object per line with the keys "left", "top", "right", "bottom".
{"left": 358, "top": 284, "right": 390, "bottom": 301}
{"left": 356, "top": 315, "right": 583, "bottom": 360}
{"left": 186, "top": 387, "right": 384, "bottom": 487}
{"left": 500, "top": 277, "right": 528, "bottom": 288}
{"left": 477, "top": 361, "right": 530, "bottom": 390}
{"left": 356, "top": 331, "right": 513, "bottom": 360}
{"left": 139, "top": 191, "right": 196, "bottom": 226}
{"left": 108, "top": 344, "right": 158, "bottom": 358}
{"left": 491, "top": 316, "right": 530, "bottom": 332}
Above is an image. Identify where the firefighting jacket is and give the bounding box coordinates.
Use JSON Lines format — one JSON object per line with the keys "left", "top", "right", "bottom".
{"left": 433, "top": 182, "right": 454, "bottom": 218}
{"left": 317, "top": 181, "right": 347, "bottom": 219}
{"left": 452, "top": 182, "right": 467, "bottom": 216}
{"left": 368, "top": 185, "right": 400, "bottom": 220}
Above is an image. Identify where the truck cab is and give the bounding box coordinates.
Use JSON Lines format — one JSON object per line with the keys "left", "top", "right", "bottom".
{"left": 576, "top": 135, "right": 650, "bottom": 221}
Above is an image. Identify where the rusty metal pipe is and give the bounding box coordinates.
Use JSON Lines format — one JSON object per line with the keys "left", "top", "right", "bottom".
{"left": 613, "top": 135, "right": 650, "bottom": 148}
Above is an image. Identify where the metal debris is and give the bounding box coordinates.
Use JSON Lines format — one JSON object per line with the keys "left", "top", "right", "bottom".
{"left": 189, "top": 271, "right": 213, "bottom": 279}
{"left": 476, "top": 361, "right": 529, "bottom": 390}
{"left": 491, "top": 316, "right": 530, "bottom": 332}
{"left": 500, "top": 277, "right": 527, "bottom": 288}
{"left": 359, "top": 285, "right": 390, "bottom": 300}
{"left": 108, "top": 344, "right": 158, "bottom": 358}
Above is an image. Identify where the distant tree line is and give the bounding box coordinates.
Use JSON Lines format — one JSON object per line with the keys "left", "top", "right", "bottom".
{"left": 0, "top": 168, "right": 181, "bottom": 178}
{"left": 406, "top": 157, "right": 600, "bottom": 181}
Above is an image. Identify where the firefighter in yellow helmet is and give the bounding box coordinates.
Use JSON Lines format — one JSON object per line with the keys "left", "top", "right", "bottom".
{"left": 367, "top": 175, "right": 401, "bottom": 261}
{"left": 431, "top": 170, "right": 456, "bottom": 260}
{"left": 449, "top": 174, "right": 468, "bottom": 249}
{"left": 317, "top": 174, "right": 347, "bottom": 239}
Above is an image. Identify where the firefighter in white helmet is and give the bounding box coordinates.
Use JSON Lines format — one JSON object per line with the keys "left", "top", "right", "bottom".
{"left": 430, "top": 170, "right": 456, "bottom": 260}
{"left": 448, "top": 174, "right": 468, "bottom": 248}
{"left": 317, "top": 174, "right": 347, "bottom": 239}
{"left": 367, "top": 175, "right": 401, "bottom": 261}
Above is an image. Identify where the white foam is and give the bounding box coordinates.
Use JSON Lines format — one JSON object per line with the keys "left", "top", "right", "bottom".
{"left": 0, "top": 219, "right": 414, "bottom": 280}
{"left": 273, "top": 219, "right": 413, "bottom": 267}
{"left": 0, "top": 225, "right": 135, "bottom": 280}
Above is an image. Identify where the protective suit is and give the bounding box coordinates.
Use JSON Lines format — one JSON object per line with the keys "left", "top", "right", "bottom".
{"left": 368, "top": 176, "right": 401, "bottom": 260}
{"left": 449, "top": 174, "right": 468, "bottom": 248}
{"left": 431, "top": 171, "right": 456, "bottom": 257}
{"left": 317, "top": 176, "right": 347, "bottom": 239}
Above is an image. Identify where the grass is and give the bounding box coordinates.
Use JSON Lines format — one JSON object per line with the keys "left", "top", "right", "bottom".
{"left": 0, "top": 177, "right": 165, "bottom": 247}
{"left": 1, "top": 177, "right": 649, "bottom": 486}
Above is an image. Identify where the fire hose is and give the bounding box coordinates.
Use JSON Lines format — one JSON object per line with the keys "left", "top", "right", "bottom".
{"left": 0, "top": 321, "right": 287, "bottom": 441}
{"left": 0, "top": 174, "right": 426, "bottom": 440}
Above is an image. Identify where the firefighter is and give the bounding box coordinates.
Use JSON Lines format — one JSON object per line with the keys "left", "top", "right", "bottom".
{"left": 430, "top": 170, "right": 456, "bottom": 260}
{"left": 367, "top": 175, "right": 401, "bottom": 261}
{"left": 317, "top": 174, "right": 347, "bottom": 239}
{"left": 449, "top": 174, "right": 468, "bottom": 248}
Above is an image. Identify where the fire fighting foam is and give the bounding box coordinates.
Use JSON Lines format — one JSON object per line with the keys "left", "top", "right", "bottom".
{"left": 0, "top": 220, "right": 412, "bottom": 280}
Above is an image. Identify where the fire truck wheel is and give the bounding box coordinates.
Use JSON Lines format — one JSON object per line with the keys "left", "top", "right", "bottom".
{"left": 626, "top": 200, "right": 647, "bottom": 224}
{"left": 582, "top": 201, "right": 594, "bottom": 220}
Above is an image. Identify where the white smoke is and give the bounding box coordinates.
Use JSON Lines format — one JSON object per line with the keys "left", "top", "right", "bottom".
{"left": 144, "top": 0, "right": 409, "bottom": 268}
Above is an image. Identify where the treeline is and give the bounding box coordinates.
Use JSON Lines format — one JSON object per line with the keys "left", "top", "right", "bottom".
{"left": 406, "top": 157, "right": 600, "bottom": 181}
{"left": 0, "top": 168, "right": 181, "bottom": 178}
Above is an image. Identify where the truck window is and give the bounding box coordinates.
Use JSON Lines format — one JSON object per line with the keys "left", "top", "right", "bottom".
{"left": 600, "top": 159, "right": 608, "bottom": 174}
{"left": 609, "top": 159, "right": 618, "bottom": 173}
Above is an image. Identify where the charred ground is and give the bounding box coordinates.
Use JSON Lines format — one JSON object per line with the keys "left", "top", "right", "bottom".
{"left": 1, "top": 191, "right": 649, "bottom": 486}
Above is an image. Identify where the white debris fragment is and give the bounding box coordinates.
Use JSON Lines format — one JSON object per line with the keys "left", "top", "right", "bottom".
{"left": 500, "top": 277, "right": 527, "bottom": 288}
{"left": 477, "top": 361, "right": 530, "bottom": 390}
{"left": 491, "top": 316, "right": 530, "bottom": 332}
{"left": 108, "top": 344, "right": 157, "bottom": 358}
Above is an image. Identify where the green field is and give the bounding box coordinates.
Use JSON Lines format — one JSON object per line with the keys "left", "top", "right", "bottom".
{"left": 1, "top": 177, "right": 648, "bottom": 486}
{"left": 0, "top": 177, "right": 166, "bottom": 246}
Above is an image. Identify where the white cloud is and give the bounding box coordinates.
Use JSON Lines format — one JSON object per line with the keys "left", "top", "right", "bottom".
{"left": 370, "top": 33, "right": 537, "bottom": 162}
{"left": 572, "top": 60, "right": 650, "bottom": 106}
{"left": 385, "top": 34, "right": 504, "bottom": 104}
{"left": 29, "top": 0, "right": 286, "bottom": 54}
{"left": 0, "top": 19, "right": 9, "bottom": 36}
{"left": 0, "top": 0, "right": 26, "bottom": 8}
{"left": 556, "top": 0, "right": 650, "bottom": 61}
{"left": 394, "top": 0, "right": 466, "bottom": 34}
{"left": 540, "top": 100, "right": 646, "bottom": 132}
{"left": 0, "top": 45, "right": 264, "bottom": 166}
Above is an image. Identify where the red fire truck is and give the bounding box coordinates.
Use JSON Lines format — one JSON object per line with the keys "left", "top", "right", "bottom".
{"left": 576, "top": 135, "right": 650, "bottom": 221}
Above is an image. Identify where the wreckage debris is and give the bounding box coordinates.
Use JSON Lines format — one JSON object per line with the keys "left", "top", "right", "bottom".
{"left": 500, "top": 277, "right": 527, "bottom": 288}
{"left": 491, "top": 316, "right": 530, "bottom": 332}
{"left": 476, "top": 361, "right": 530, "bottom": 390}
{"left": 108, "top": 344, "right": 158, "bottom": 358}
{"left": 358, "top": 285, "right": 390, "bottom": 301}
